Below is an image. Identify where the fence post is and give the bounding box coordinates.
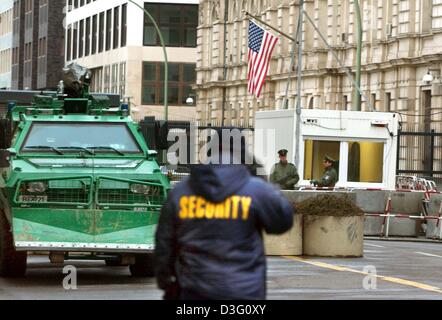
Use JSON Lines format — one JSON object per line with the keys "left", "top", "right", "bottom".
{"left": 431, "top": 129, "right": 435, "bottom": 178}
{"left": 396, "top": 128, "right": 401, "bottom": 175}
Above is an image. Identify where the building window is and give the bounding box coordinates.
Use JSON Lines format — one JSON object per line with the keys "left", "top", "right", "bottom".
{"left": 347, "top": 142, "right": 384, "bottom": 183}
{"left": 143, "top": 4, "right": 198, "bottom": 47}
{"left": 119, "top": 62, "right": 126, "bottom": 97}
{"left": 142, "top": 62, "right": 196, "bottom": 105}
{"left": 398, "top": 0, "right": 409, "bottom": 34}
{"left": 67, "top": 24, "right": 72, "bottom": 61}
{"left": 386, "top": 92, "right": 392, "bottom": 112}
{"left": 111, "top": 63, "right": 118, "bottom": 93}
{"left": 303, "top": 140, "right": 340, "bottom": 182}
{"left": 38, "top": 37, "right": 46, "bottom": 57}
{"left": 85, "top": 17, "right": 91, "bottom": 56}
{"left": 113, "top": 6, "right": 120, "bottom": 49}
{"left": 433, "top": 0, "right": 442, "bottom": 29}
{"left": 99, "top": 12, "right": 104, "bottom": 53}
{"left": 73, "top": 22, "right": 78, "bottom": 59}
{"left": 92, "top": 15, "right": 97, "bottom": 55}
{"left": 103, "top": 65, "right": 110, "bottom": 93}
{"left": 91, "top": 66, "right": 103, "bottom": 92}
{"left": 79, "top": 20, "right": 84, "bottom": 58}
{"left": 106, "top": 9, "right": 112, "bottom": 51}
{"left": 371, "top": 93, "right": 377, "bottom": 111}
{"left": 121, "top": 4, "right": 127, "bottom": 47}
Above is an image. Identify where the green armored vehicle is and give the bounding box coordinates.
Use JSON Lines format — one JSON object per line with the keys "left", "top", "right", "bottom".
{"left": 0, "top": 64, "right": 170, "bottom": 277}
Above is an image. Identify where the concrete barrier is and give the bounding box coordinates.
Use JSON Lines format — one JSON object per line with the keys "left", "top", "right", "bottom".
{"left": 387, "top": 218, "right": 420, "bottom": 237}
{"left": 303, "top": 215, "right": 364, "bottom": 257}
{"left": 354, "top": 190, "right": 387, "bottom": 236}
{"left": 279, "top": 189, "right": 427, "bottom": 242}
{"left": 426, "top": 219, "right": 442, "bottom": 240}
{"left": 364, "top": 216, "right": 384, "bottom": 236}
{"left": 388, "top": 192, "right": 424, "bottom": 237}
{"left": 426, "top": 193, "right": 442, "bottom": 239}
{"left": 263, "top": 214, "right": 303, "bottom": 256}
{"left": 390, "top": 192, "right": 423, "bottom": 214}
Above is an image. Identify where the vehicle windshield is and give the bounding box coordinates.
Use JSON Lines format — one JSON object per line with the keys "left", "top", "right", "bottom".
{"left": 21, "top": 122, "right": 142, "bottom": 154}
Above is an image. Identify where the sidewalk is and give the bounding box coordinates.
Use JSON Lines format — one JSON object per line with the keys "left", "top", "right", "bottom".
{"left": 365, "top": 236, "right": 442, "bottom": 244}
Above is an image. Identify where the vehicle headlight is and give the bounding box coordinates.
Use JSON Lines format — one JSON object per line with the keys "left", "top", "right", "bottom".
{"left": 130, "top": 184, "right": 151, "bottom": 194}
{"left": 26, "top": 182, "right": 48, "bottom": 193}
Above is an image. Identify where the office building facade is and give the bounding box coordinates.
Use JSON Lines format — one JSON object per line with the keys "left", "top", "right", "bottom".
{"left": 65, "top": 0, "right": 199, "bottom": 121}
{"left": 0, "top": 0, "right": 13, "bottom": 90}
{"left": 11, "top": 0, "right": 65, "bottom": 90}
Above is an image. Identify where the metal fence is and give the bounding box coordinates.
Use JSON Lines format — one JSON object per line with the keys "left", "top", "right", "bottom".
{"left": 397, "top": 123, "right": 442, "bottom": 186}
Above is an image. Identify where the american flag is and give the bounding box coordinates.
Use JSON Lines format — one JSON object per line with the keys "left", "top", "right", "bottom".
{"left": 247, "top": 21, "right": 279, "bottom": 98}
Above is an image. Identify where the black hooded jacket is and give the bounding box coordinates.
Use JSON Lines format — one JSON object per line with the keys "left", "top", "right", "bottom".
{"left": 155, "top": 164, "right": 294, "bottom": 300}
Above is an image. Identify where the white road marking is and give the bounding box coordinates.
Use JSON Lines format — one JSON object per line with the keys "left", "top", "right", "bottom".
{"left": 415, "top": 252, "right": 442, "bottom": 259}
{"left": 365, "top": 243, "right": 385, "bottom": 248}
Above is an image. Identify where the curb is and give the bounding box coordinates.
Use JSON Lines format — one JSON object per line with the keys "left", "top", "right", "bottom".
{"left": 365, "top": 236, "right": 442, "bottom": 244}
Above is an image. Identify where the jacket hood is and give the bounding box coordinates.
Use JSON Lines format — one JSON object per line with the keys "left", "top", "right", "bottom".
{"left": 189, "top": 165, "right": 251, "bottom": 203}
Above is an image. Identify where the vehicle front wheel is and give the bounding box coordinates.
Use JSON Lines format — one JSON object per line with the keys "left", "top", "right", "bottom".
{"left": 129, "top": 254, "right": 155, "bottom": 277}
{"left": 0, "top": 210, "right": 27, "bottom": 277}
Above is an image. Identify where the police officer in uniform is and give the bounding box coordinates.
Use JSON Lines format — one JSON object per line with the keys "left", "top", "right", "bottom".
{"left": 311, "top": 155, "right": 338, "bottom": 188}
{"left": 269, "top": 149, "right": 300, "bottom": 190}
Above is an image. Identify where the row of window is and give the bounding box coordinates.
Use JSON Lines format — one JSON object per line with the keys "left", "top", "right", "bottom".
{"left": 303, "top": 140, "right": 384, "bottom": 184}
{"left": 66, "top": 3, "right": 198, "bottom": 58}
{"left": 67, "top": 0, "right": 96, "bottom": 11}
{"left": 0, "top": 49, "right": 12, "bottom": 74}
{"left": 143, "top": 4, "right": 198, "bottom": 48}
{"left": 90, "top": 61, "right": 196, "bottom": 106}
{"left": 142, "top": 62, "right": 196, "bottom": 106}
{"left": 90, "top": 62, "right": 126, "bottom": 97}
{"left": 0, "top": 8, "right": 13, "bottom": 37}
{"left": 66, "top": 4, "right": 127, "bottom": 61}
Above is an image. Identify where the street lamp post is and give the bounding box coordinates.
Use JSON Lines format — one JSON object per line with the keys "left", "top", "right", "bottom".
{"left": 127, "top": 0, "right": 169, "bottom": 121}
{"left": 354, "top": 0, "right": 362, "bottom": 111}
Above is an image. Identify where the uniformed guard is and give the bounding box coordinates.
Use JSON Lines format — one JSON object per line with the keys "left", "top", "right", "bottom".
{"left": 311, "top": 155, "right": 338, "bottom": 188}
{"left": 269, "top": 149, "right": 300, "bottom": 190}
{"left": 155, "top": 144, "right": 294, "bottom": 300}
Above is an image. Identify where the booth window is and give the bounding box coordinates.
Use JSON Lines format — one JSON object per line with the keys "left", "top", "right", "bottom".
{"left": 347, "top": 142, "right": 384, "bottom": 183}
{"left": 304, "top": 140, "right": 340, "bottom": 181}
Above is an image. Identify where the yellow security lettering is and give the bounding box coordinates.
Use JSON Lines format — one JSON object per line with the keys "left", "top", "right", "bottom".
{"left": 241, "top": 197, "right": 252, "bottom": 220}
{"left": 231, "top": 196, "right": 241, "bottom": 220}
{"left": 196, "top": 197, "right": 206, "bottom": 218}
{"left": 188, "top": 196, "right": 197, "bottom": 219}
{"left": 179, "top": 196, "right": 189, "bottom": 219}
{"left": 224, "top": 198, "right": 231, "bottom": 219}
{"left": 205, "top": 202, "right": 215, "bottom": 219}
{"left": 215, "top": 203, "right": 225, "bottom": 219}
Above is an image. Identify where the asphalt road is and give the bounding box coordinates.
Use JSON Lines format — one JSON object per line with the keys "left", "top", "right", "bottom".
{"left": 1, "top": 240, "right": 442, "bottom": 300}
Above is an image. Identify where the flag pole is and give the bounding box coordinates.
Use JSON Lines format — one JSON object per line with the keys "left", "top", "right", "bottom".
{"left": 294, "top": 0, "right": 304, "bottom": 170}
{"left": 244, "top": 11, "right": 296, "bottom": 42}
{"left": 283, "top": 14, "right": 301, "bottom": 110}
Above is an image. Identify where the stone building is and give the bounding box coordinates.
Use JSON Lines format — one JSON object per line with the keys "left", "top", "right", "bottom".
{"left": 195, "top": 0, "right": 442, "bottom": 130}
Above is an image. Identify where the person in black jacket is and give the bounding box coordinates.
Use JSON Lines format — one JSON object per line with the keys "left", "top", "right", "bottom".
{"left": 155, "top": 144, "right": 294, "bottom": 300}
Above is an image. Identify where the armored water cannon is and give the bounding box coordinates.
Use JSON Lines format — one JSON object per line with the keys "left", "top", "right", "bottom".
{"left": 62, "top": 62, "right": 92, "bottom": 98}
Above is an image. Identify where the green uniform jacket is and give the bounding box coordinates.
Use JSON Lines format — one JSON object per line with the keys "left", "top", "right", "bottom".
{"left": 270, "top": 162, "right": 300, "bottom": 190}
{"left": 321, "top": 167, "right": 338, "bottom": 187}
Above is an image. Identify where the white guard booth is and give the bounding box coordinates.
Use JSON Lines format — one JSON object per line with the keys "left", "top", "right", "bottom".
{"left": 254, "top": 109, "right": 399, "bottom": 190}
